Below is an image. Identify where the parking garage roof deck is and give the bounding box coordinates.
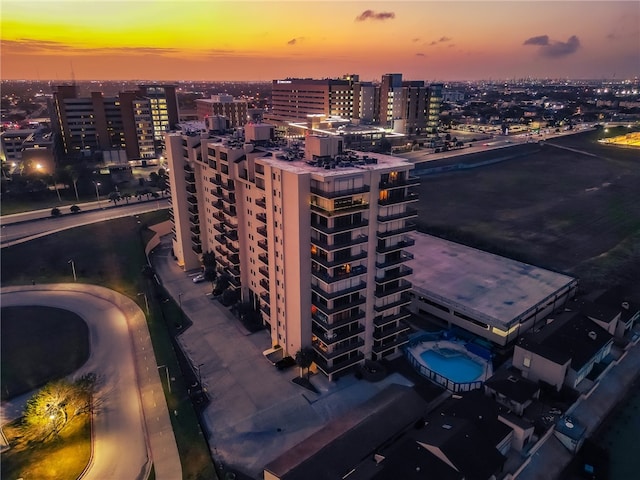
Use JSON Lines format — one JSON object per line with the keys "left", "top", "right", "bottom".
{"left": 408, "top": 233, "right": 578, "bottom": 329}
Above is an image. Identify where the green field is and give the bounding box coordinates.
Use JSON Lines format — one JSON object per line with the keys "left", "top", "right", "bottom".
{"left": 414, "top": 127, "right": 640, "bottom": 298}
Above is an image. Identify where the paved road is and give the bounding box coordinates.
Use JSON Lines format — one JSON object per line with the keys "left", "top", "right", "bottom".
{"left": 0, "top": 199, "right": 169, "bottom": 248}
{"left": 0, "top": 284, "right": 181, "bottom": 480}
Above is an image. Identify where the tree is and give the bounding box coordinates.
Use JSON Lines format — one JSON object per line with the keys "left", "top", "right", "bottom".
{"left": 50, "top": 207, "right": 61, "bottom": 217}
{"left": 202, "top": 250, "right": 217, "bottom": 284}
{"left": 108, "top": 191, "right": 121, "bottom": 205}
{"left": 22, "top": 374, "right": 96, "bottom": 442}
{"left": 63, "top": 165, "right": 81, "bottom": 202}
{"left": 70, "top": 204, "right": 81, "bottom": 214}
{"left": 122, "top": 192, "right": 132, "bottom": 204}
{"left": 295, "top": 347, "right": 316, "bottom": 379}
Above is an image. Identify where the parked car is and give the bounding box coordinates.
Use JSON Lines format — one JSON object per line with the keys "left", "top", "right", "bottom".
{"left": 192, "top": 273, "right": 206, "bottom": 283}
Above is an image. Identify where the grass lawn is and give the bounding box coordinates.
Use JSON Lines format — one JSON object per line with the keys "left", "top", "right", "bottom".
{"left": 1, "top": 415, "right": 91, "bottom": 480}
{"left": 1, "top": 209, "right": 217, "bottom": 480}
{"left": 0, "top": 306, "right": 90, "bottom": 401}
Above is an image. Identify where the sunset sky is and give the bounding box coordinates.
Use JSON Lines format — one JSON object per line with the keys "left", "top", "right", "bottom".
{"left": 2, "top": 0, "right": 638, "bottom": 82}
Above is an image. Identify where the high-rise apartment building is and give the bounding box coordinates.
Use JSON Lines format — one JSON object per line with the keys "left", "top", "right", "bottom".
{"left": 166, "top": 126, "right": 418, "bottom": 379}
{"left": 51, "top": 84, "right": 178, "bottom": 161}
{"left": 196, "top": 94, "right": 249, "bottom": 128}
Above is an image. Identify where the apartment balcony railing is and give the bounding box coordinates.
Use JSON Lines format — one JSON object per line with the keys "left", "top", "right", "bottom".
{"left": 314, "top": 352, "right": 365, "bottom": 377}
{"left": 257, "top": 239, "right": 268, "bottom": 251}
{"left": 220, "top": 181, "right": 235, "bottom": 192}
{"left": 190, "top": 225, "right": 200, "bottom": 235}
{"left": 376, "top": 223, "right": 416, "bottom": 239}
{"left": 209, "top": 176, "right": 223, "bottom": 186}
{"left": 310, "top": 201, "right": 369, "bottom": 218}
{"left": 214, "top": 234, "right": 226, "bottom": 244}
{"left": 210, "top": 187, "right": 223, "bottom": 198}
{"left": 255, "top": 197, "right": 266, "bottom": 208}
{"left": 227, "top": 242, "right": 239, "bottom": 253}
{"left": 374, "top": 280, "right": 412, "bottom": 298}
{"left": 221, "top": 195, "right": 235, "bottom": 205}
{"left": 312, "top": 309, "right": 366, "bottom": 331}
{"left": 313, "top": 338, "right": 365, "bottom": 361}
{"left": 311, "top": 265, "right": 366, "bottom": 284}
{"left": 188, "top": 205, "right": 199, "bottom": 215}
{"left": 256, "top": 226, "right": 267, "bottom": 237}
{"left": 188, "top": 215, "right": 199, "bottom": 225}
{"left": 228, "top": 254, "right": 240, "bottom": 266}
{"left": 260, "top": 292, "right": 270, "bottom": 304}
{"left": 372, "top": 335, "right": 410, "bottom": 355}
{"left": 373, "top": 323, "right": 410, "bottom": 341}
{"left": 192, "top": 244, "right": 202, "bottom": 254}
{"left": 259, "top": 278, "right": 269, "bottom": 291}
{"left": 310, "top": 184, "right": 370, "bottom": 199}
{"left": 376, "top": 236, "right": 415, "bottom": 254}
{"left": 312, "top": 323, "right": 365, "bottom": 346}
{"left": 229, "top": 276, "right": 241, "bottom": 288}
{"left": 373, "top": 293, "right": 412, "bottom": 312}
{"left": 215, "top": 245, "right": 227, "bottom": 257}
{"left": 374, "top": 307, "right": 412, "bottom": 328}
{"left": 378, "top": 192, "right": 418, "bottom": 206}
{"left": 312, "top": 281, "right": 367, "bottom": 301}
{"left": 311, "top": 250, "right": 367, "bottom": 269}
{"left": 377, "top": 208, "right": 418, "bottom": 223}
{"left": 185, "top": 173, "right": 196, "bottom": 184}
{"left": 213, "top": 211, "right": 225, "bottom": 222}
{"left": 313, "top": 296, "right": 366, "bottom": 316}
{"left": 378, "top": 176, "right": 420, "bottom": 190}
{"left": 258, "top": 266, "right": 270, "bottom": 279}
{"left": 260, "top": 303, "right": 271, "bottom": 317}
{"left": 258, "top": 253, "right": 269, "bottom": 265}
{"left": 375, "top": 266, "right": 413, "bottom": 284}
{"left": 311, "top": 219, "right": 369, "bottom": 235}
{"left": 223, "top": 217, "right": 238, "bottom": 230}
{"left": 225, "top": 230, "right": 238, "bottom": 242}
{"left": 191, "top": 236, "right": 201, "bottom": 246}
{"left": 256, "top": 212, "right": 267, "bottom": 224}
{"left": 186, "top": 184, "right": 196, "bottom": 194}
{"left": 213, "top": 223, "right": 225, "bottom": 234}
{"left": 375, "top": 252, "right": 414, "bottom": 269}
{"left": 183, "top": 163, "right": 193, "bottom": 172}
{"left": 311, "top": 234, "right": 368, "bottom": 252}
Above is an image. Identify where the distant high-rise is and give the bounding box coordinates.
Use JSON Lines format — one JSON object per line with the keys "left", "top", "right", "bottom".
{"left": 196, "top": 94, "right": 248, "bottom": 128}
{"left": 50, "top": 84, "right": 179, "bottom": 161}
{"left": 166, "top": 126, "right": 418, "bottom": 379}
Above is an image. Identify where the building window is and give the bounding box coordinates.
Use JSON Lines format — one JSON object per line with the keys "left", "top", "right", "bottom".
{"left": 523, "top": 356, "right": 531, "bottom": 368}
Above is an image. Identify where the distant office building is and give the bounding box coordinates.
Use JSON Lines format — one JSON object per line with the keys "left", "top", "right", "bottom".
{"left": 50, "top": 84, "right": 178, "bottom": 161}
{"left": 196, "top": 94, "right": 248, "bottom": 128}
{"left": 1, "top": 129, "right": 55, "bottom": 173}
{"left": 267, "top": 74, "right": 442, "bottom": 136}
{"left": 166, "top": 126, "right": 418, "bottom": 379}
{"left": 1, "top": 129, "right": 37, "bottom": 163}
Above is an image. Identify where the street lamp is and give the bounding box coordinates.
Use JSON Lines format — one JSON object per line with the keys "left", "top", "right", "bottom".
{"left": 93, "top": 181, "right": 102, "bottom": 209}
{"left": 137, "top": 292, "right": 149, "bottom": 315}
{"left": 68, "top": 259, "right": 77, "bottom": 282}
{"left": 157, "top": 365, "right": 171, "bottom": 393}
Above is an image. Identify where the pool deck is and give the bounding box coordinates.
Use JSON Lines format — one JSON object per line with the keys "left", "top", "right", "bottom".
{"left": 407, "top": 339, "right": 493, "bottom": 384}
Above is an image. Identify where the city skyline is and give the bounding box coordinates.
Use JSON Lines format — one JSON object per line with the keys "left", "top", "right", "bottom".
{"left": 2, "top": 0, "right": 638, "bottom": 82}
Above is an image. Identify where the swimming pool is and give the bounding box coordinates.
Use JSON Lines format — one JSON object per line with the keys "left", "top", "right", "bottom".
{"left": 419, "top": 349, "right": 484, "bottom": 384}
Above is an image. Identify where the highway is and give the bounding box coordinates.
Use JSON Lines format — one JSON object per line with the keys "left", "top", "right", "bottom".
{"left": 1, "top": 199, "right": 169, "bottom": 248}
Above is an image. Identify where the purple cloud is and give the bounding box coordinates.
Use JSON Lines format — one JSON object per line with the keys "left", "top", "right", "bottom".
{"left": 523, "top": 35, "right": 549, "bottom": 46}
{"left": 523, "top": 34, "right": 580, "bottom": 57}
{"left": 439, "top": 36, "right": 452, "bottom": 43}
{"left": 355, "top": 10, "right": 395, "bottom": 22}
{"left": 287, "top": 37, "right": 305, "bottom": 46}
{"left": 416, "top": 52, "right": 425, "bottom": 57}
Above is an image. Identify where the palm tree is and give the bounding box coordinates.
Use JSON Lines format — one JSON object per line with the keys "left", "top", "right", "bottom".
{"left": 295, "top": 347, "right": 316, "bottom": 379}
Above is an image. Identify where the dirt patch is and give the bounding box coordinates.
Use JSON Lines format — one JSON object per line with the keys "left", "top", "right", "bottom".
{"left": 414, "top": 128, "right": 640, "bottom": 298}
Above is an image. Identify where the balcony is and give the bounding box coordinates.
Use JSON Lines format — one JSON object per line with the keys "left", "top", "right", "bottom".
{"left": 188, "top": 215, "right": 199, "bottom": 226}
{"left": 209, "top": 176, "right": 222, "bottom": 186}
{"left": 188, "top": 205, "right": 199, "bottom": 215}
{"left": 213, "top": 223, "right": 226, "bottom": 234}
{"left": 260, "top": 291, "right": 270, "bottom": 304}
{"left": 373, "top": 323, "right": 410, "bottom": 340}
{"left": 259, "top": 278, "right": 270, "bottom": 291}
{"left": 312, "top": 323, "right": 365, "bottom": 346}
{"left": 256, "top": 212, "right": 267, "bottom": 224}
{"left": 374, "top": 307, "right": 412, "bottom": 327}
{"left": 214, "top": 234, "right": 226, "bottom": 244}
{"left": 225, "top": 230, "right": 238, "bottom": 242}
{"left": 374, "top": 280, "right": 412, "bottom": 298}
{"left": 190, "top": 225, "right": 200, "bottom": 235}
{"left": 256, "top": 226, "right": 267, "bottom": 237}
{"left": 372, "top": 335, "right": 410, "bottom": 355}
{"left": 378, "top": 192, "right": 418, "bottom": 206}
{"left": 185, "top": 173, "right": 195, "bottom": 184}
{"left": 310, "top": 201, "right": 369, "bottom": 218}
{"left": 257, "top": 239, "right": 268, "bottom": 251}
{"left": 312, "top": 265, "right": 366, "bottom": 284}
{"left": 313, "top": 338, "right": 365, "bottom": 361}
{"left": 377, "top": 208, "right": 418, "bottom": 223}
{"left": 313, "top": 296, "right": 366, "bottom": 316}
{"left": 310, "top": 184, "right": 370, "bottom": 199}
{"left": 186, "top": 195, "right": 198, "bottom": 206}
{"left": 311, "top": 234, "right": 368, "bottom": 252}
{"left": 379, "top": 176, "right": 420, "bottom": 190}
{"left": 311, "top": 219, "right": 368, "bottom": 235}
{"left": 373, "top": 293, "right": 412, "bottom": 312}
{"left": 375, "top": 251, "right": 414, "bottom": 269}
{"left": 258, "top": 253, "right": 269, "bottom": 265}
{"left": 260, "top": 304, "right": 271, "bottom": 317}
{"left": 314, "top": 352, "right": 365, "bottom": 376}
{"left": 312, "top": 309, "right": 366, "bottom": 331}
{"left": 376, "top": 223, "right": 416, "bottom": 239}
{"left": 311, "top": 250, "right": 367, "bottom": 268}
{"left": 375, "top": 266, "right": 413, "bottom": 284}
{"left": 227, "top": 242, "right": 239, "bottom": 253}
{"left": 192, "top": 244, "right": 202, "bottom": 254}
{"left": 255, "top": 197, "right": 266, "bottom": 208}
{"left": 258, "top": 266, "right": 270, "bottom": 279}
{"left": 191, "top": 236, "right": 201, "bottom": 246}
{"left": 215, "top": 245, "right": 227, "bottom": 257}
{"left": 312, "top": 281, "right": 367, "bottom": 301}
{"left": 223, "top": 217, "right": 238, "bottom": 230}
{"left": 213, "top": 210, "right": 225, "bottom": 222}
{"left": 229, "top": 276, "right": 241, "bottom": 288}
{"left": 228, "top": 254, "right": 240, "bottom": 266}
{"left": 376, "top": 236, "right": 415, "bottom": 254}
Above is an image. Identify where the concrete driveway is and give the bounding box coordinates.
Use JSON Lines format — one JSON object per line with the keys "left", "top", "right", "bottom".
{"left": 1, "top": 284, "right": 180, "bottom": 480}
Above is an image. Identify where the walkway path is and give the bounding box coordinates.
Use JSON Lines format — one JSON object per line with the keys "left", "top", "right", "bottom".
{"left": 0, "top": 284, "right": 181, "bottom": 480}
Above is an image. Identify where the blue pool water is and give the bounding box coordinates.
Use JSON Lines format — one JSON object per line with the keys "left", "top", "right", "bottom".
{"left": 419, "top": 349, "right": 483, "bottom": 383}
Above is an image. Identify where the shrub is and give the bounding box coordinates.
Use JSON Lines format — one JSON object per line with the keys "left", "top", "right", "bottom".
{"left": 70, "top": 205, "right": 81, "bottom": 214}
{"left": 51, "top": 207, "right": 61, "bottom": 217}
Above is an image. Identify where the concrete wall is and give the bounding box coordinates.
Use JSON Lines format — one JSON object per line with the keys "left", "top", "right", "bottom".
{"left": 513, "top": 345, "right": 569, "bottom": 391}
